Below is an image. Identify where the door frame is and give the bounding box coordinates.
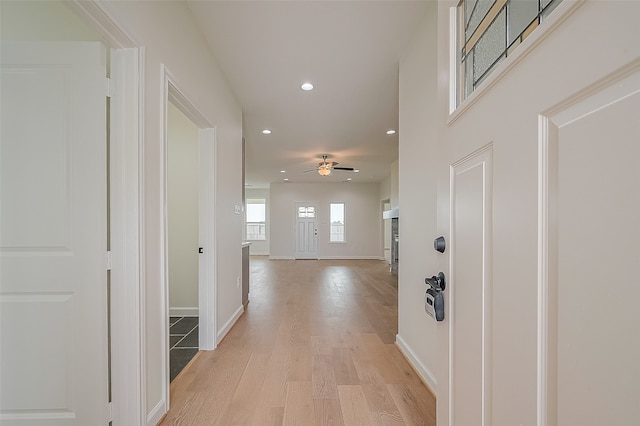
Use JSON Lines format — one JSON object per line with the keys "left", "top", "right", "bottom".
{"left": 161, "top": 65, "right": 218, "bottom": 410}
{"left": 69, "top": 1, "right": 144, "bottom": 424}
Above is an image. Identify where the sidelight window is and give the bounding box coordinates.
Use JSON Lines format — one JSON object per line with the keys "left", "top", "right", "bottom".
{"left": 330, "top": 203, "right": 345, "bottom": 243}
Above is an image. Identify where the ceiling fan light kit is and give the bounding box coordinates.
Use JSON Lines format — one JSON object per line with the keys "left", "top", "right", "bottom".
{"left": 318, "top": 167, "right": 331, "bottom": 176}
{"left": 301, "top": 154, "right": 356, "bottom": 176}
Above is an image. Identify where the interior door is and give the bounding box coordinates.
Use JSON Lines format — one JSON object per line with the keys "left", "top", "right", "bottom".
{"left": 0, "top": 42, "right": 108, "bottom": 425}
{"left": 295, "top": 202, "right": 318, "bottom": 259}
{"left": 449, "top": 146, "right": 493, "bottom": 426}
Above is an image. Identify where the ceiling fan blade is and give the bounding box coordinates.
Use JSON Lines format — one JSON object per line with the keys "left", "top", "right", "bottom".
{"left": 333, "top": 167, "right": 354, "bottom": 171}
{"left": 301, "top": 169, "right": 318, "bottom": 173}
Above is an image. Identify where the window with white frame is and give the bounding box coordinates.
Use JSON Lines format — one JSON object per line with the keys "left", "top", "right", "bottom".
{"left": 246, "top": 198, "right": 266, "bottom": 240}
{"left": 330, "top": 203, "right": 345, "bottom": 242}
{"left": 457, "top": 0, "right": 563, "bottom": 105}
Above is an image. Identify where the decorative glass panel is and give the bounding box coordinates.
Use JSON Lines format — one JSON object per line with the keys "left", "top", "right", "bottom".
{"left": 466, "top": 0, "right": 495, "bottom": 41}
{"left": 473, "top": 8, "right": 506, "bottom": 83}
{"left": 297, "top": 206, "right": 316, "bottom": 218}
{"left": 507, "top": 0, "right": 539, "bottom": 45}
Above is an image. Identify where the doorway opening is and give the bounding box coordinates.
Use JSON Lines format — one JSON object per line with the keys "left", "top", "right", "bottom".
{"left": 162, "top": 67, "right": 217, "bottom": 408}
{"left": 167, "top": 101, "right": 201, "bottom": 381}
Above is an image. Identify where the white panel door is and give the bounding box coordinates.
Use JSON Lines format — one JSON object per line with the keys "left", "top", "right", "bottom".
{"left": 0, "top": 42, "right": 108, "bottom": 425}
{"left": 541, "top": 68, "right": 640, "bottom": 426}
{"left": 450, "top": 146, "right": 493, "bottom": 426}
{"left": 295, "top": 203, "right": 318, "bottom": 259}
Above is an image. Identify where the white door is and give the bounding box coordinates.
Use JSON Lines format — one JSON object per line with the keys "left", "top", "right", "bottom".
{"left": 0, "top": 42, "right": 108, "bottom": 425}
{"left": 449, "top": 146, "right": 493, "bottom": 426}
{"left": 295, "top": 202, "right": 318, "bottom": 259}
{"left": 539, "top": 68, "right": 640, "bottom": 425}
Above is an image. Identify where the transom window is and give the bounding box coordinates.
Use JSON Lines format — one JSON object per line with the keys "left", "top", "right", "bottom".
{"left": 457, "top": 0, "right": 563, "bottom": 105}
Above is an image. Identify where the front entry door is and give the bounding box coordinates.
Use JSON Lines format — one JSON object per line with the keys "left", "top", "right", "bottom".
{"left": 295, "top": 202, "right": 318, "bottom": 259}
{"left": 0, "top": 42, "right": 108, "bottom": 425}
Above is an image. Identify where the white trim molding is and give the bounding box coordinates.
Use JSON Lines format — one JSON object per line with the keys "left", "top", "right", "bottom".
{"left": 146, "top": 400, "right": 165, "bottom": 426}
{"left": 217, "top": 305, "right": 245, "bottom": 344}
{"left": 396, "top": 334, "right": 438, "bottom": 394}
{"left": 109, "top": 45, "right": 145, "bottom": 426}
{"left": 161, "top": 65, "right": 218, "bottom": 414}
{"left": 70, "top": 2, "right": 146, "bottom": 425}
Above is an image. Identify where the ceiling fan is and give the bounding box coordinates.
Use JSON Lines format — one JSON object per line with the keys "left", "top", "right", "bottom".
{"left": 302, "top": 155, "right": 355, "bottom": 176}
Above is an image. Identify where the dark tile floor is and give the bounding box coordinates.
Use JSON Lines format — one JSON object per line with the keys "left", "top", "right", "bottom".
{"left": 169, "top": 316, "right": 199, "bottom": 382}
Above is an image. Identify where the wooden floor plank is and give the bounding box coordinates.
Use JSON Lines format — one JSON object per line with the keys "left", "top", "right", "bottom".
{"left": 160, "top": 258, "right": 435, "bottom": 425}
{"left": 283, "top": 381, "right": 314, "bottom": 425}
{"left": 338, "top": 385, "right": 374, "bottom": 426}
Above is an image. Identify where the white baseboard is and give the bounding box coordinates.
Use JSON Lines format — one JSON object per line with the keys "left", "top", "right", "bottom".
{"left": 169, "top": 307, "right": 199, "bottom": 317}
{"left": 216, "top": 305, "right": 244, "bottom": 343}
{"left": 319, "top": 256, "right": 384, "bottom": 260}
{"left": 250, "top": 251, "right": 269, "bottom": 256}
{"left": 395, "top": 334, "right": 438, "bottom": 395}
{"left": 146, "top": 399, "right": 166, "bottom": 426}
{"left": 269, "top": 256, "right": 295, "bottom": 260}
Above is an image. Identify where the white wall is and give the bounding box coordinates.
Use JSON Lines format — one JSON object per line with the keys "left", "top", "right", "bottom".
{"left": 397, "top": 0, "right": 440, "bottom": 390}
{"left": 399, "top": 1, "right": 640, "bottom": 425}
{"left": 245, "top": 188, "right": 270, "bottom": 255}
{"left": 0, "top": 0, "right": 101, "bottom": 41}
{"left": 96, "top": 2, "right": 243, "bottom": 421}
{"left": 168, "top": 102, "right": 199, "bottom": 313}
{"left": 270, "top": 183, "right": 382, "bottom": 259}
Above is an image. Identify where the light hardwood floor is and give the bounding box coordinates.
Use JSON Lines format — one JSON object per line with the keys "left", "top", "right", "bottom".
{"left": 160, "top": 257, "right": 436, "bottom": 425}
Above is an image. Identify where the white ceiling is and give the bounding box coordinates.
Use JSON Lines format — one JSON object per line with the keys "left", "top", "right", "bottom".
{"left": 187, "top": 1, "right": 430, "bottom": 188}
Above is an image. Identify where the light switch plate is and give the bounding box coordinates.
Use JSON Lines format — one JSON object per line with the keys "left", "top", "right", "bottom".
{"left": 234, "top": 204, "right": 241, "bottom": 215}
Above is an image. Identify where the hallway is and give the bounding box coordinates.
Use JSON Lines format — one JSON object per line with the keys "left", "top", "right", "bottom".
{"left": 161, "top": 257, "right": 435, "bottom": 425}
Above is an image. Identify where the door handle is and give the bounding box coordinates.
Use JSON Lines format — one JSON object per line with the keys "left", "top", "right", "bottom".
{"left": 425, "top": 272, "right": 446, "bottom": 291}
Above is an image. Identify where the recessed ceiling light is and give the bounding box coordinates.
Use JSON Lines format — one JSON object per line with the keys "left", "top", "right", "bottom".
{"left": 386, "top": 129, "right": 396, "bottom": 135}
{"left": 262, "top": 129, "right": 272, "bottom": 134}
{"left": 284, "top": 178, "right": 289, "bottom": 181}
{"left": 354, "top": 169, "right": 360, "bottom": 173}
{"left": 301, "top": 82, "right": 314, "bottom": 91}
{"left": 280, "top": 170, "right": 286, "bottom": 173}
{"left": 347, "top": 178, "right": 352, "bottom": 181}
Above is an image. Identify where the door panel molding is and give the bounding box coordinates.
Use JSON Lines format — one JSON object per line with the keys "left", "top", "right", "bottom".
{"left": 538, "top": 59, "right": 640, "bottom": 426}
{"left": 449, "top": 143, "right": 493, "bottom": 426}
